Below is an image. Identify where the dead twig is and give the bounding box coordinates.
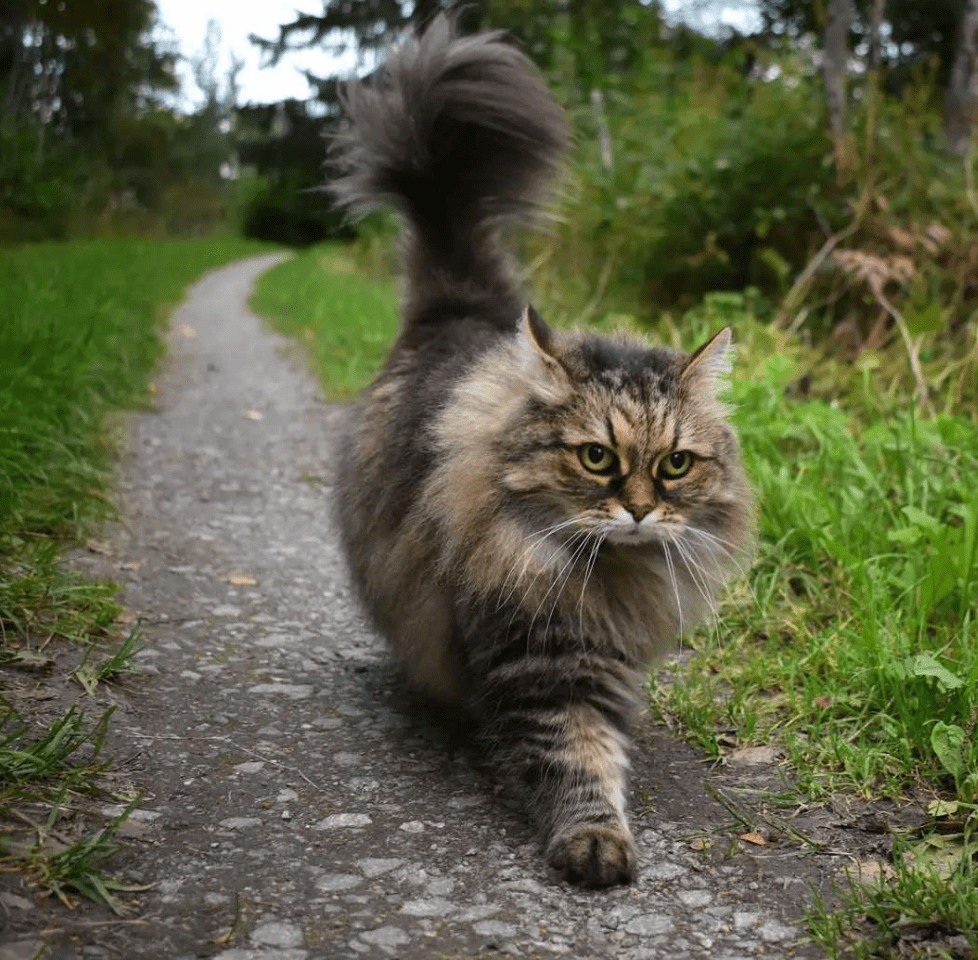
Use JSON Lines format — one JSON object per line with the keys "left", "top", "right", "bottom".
{"left": 866, "top": 280, "right": 935, "bottom": 417}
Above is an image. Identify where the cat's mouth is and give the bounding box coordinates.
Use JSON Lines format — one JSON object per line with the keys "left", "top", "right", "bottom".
{"left": 605, "top": 524, "right": 661, "bottom": 546}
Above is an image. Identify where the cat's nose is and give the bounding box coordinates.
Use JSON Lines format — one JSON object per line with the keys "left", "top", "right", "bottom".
{"left": 628, "top": 503, "right": 654, "bottom": 522}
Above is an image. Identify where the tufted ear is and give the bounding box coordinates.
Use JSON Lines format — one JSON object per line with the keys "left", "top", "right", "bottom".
{"left": 518, "top": 304, "right": 564, "bottom": 372}
{"left": 681, "top": 327, "right": 733, "bottom": 398}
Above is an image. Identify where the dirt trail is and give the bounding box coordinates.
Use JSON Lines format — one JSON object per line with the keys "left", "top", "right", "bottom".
{"left": 2, "top": 254, "right": 835, "bottom": 959}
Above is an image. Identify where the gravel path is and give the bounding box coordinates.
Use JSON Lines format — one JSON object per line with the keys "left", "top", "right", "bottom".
{"left": 3, "top": 255, "right": 828, "bottom": 959}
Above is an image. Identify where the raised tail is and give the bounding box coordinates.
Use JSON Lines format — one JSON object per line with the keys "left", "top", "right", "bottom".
{"left": 329, "top": 15, "right": 569, "bottom": 329}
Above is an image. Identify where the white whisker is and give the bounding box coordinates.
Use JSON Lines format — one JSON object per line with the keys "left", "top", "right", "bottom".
{"left": 661, "top": 542, "right": 684, "bottom": 640}
{"left": 577, "top": 532, "right": 607, "bottom": 636}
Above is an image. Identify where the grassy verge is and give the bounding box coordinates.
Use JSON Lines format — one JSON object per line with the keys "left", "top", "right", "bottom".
{"left": 255, "top": 245, "right": 978, "bottom": 957}
{"left": 0, "top": 235, "right": 273, "bottom": 912}
{"left": 250, "top": 243, "right": 398, "bottom": 400}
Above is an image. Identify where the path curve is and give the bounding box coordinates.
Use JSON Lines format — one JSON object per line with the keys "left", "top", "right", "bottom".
{"left": 10, "top": 254, "right": 824, "bottom": 959}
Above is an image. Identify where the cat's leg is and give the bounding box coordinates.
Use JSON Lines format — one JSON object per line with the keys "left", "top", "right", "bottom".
{"left": 482, "top": 676, "right": 639, "bottom": 887}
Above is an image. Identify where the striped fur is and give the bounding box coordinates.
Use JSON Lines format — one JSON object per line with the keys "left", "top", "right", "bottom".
{"left": 330, "top": 16, "right": 756, "bottom": 887}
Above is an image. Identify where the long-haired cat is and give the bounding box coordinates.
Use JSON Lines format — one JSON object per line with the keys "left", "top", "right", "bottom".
{"left": 330, "top": 15, "right": 756, "bottom": 887}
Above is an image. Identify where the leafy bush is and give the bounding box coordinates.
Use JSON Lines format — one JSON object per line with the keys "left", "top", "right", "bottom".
{"left": 241, "top": 179, "right": 352, "bottom": 247}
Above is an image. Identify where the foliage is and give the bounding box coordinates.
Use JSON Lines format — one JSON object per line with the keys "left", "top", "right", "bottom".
{"left": 0, "top": 2, "right": 247, "bottom": 241}
{"left": 0, "top": 237, "right": 270, "bottom": 641}
{"left": 643, "top": 296, "right": 978, "bottom": 809}
{"left": 236, "top": 100, "right": 353, "bottom": 246}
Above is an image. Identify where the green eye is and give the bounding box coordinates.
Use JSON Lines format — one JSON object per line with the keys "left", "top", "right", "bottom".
{"left": 578, "top": 443, "right": 617, "bottom": 474}
{"left": 659, "top": 450, "right": 693, "bottom": 480}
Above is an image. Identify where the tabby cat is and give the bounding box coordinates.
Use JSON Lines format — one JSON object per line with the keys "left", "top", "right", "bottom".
{"left": 330, "top": 15, "right": 756, "bottom": 887}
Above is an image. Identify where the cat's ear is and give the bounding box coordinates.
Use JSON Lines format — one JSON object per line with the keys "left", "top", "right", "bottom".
{"left": 519, "top": 305, "right": 563, "bottom": 371}
{"left": 517, "top": 306, "right": 573, "bottom": 399}
{"left": 682, "top": 327, "right": 733, "bottom": 398}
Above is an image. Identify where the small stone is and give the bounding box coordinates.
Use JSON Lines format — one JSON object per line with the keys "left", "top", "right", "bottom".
{"left": 234, "top": 761, "right": 265, "bottom": 775}
{"left": 219, "top": 817, "right": 262, "bottom": 830}
{"left": 758, "top": 919, "right": 799, "bottom": 943}
{"left": 455, "top": 904, "right": 504, "bottom": 923}
{"left": 677, "top": 889, "right": 713, "bottom": 908}
{"left": 248, "top": 683, "right": 313, "bottom": 699}
{"left": 400, "top": 898, "right": 457, "bottom": 918}
{"left": 360, "top": 926, "right": 410, "bottom": 948}
{"left": 315, "top": 813, "right": 372, "bottom": 830}
{"left": 316, "top": 874, "right": 362, "bottom": 892}
{"left": 357, "top": 858, "right": 404, "bottom": 878}
{"left": 399, "top": 820, "right": 424, "bottom": 833}
{"left": 624, "top": 915, "right": 675, "bottom": 936}
{"left": 251, "top": 921, "right": 304, "bottom": 948}
{"left": 474, "top": 920, "right": 517, "bottom": 938}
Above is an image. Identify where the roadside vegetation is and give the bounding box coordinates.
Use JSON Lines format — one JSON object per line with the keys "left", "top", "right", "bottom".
{"left": 0, "top": 237, "right": 270, "bottom": 911}
{"left": 5, "top": 0, "right": 978, "bottom": 953}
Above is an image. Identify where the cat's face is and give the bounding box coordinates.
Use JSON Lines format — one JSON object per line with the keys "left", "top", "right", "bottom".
{"left": 499, "top": 309, "right": 751, "bottom": 558}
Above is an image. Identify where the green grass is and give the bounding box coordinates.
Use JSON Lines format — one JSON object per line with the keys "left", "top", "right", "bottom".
{"left": 249, "top": 244, "right": 398, "bottom": 399}
{"left": 0, "top": 235, "right": 273, "bottom": 910}
{"left": 255, "top": 248, "right": 978, "bottom": 957}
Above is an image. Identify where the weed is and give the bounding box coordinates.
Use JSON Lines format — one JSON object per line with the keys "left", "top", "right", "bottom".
{"left": 808, "top": 838, "right": 978, "bottom": 960}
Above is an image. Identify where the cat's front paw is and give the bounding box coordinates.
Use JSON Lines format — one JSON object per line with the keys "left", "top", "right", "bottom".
{"left": 547, "top": 824, "right": 637, "bottom": 887}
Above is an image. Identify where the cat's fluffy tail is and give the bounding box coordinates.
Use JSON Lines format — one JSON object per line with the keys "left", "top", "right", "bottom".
{"left": 329, "top": 16, "right": 569, "bottom": 326}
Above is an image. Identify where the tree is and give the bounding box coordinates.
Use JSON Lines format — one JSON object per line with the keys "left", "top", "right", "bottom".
{"left": 251, "top": 0, "right": 667, "bottom": 104}
{"left": 945, "top": 0, "right": 978, "bottom": 154}
{"left": 823, "top": 0, "right": 854, "bottom": 174}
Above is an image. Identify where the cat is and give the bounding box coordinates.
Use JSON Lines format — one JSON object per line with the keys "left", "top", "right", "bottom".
{"left": 329, "top": 15, "right": 756, "bottom": 887}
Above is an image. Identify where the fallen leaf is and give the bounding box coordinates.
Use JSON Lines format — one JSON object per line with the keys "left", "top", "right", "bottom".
{"left": 851, "top": 859, "right": 894, "bottom": 883}
{"left": 87, "top": 538, "right": 113, "bottom": 556}
{"left": 244, "top": 409, "right": 263, "bottom": 421}
{"left": 726, "top": 745, "right": 781, "bottom": 766}
{"left": 0, "top": 648, "right": 55, "bottom": 670}
{"left": 178, "top": 323, "right": 197, "bottom": 337}
{"left": 739, "top": 832, "right": 767, "bottom": 846}
{"left": 226, "top": 574, "right": 257, "bottom": 586}
{"left": 0, "top": 891, "right": 36, "bottom": 911}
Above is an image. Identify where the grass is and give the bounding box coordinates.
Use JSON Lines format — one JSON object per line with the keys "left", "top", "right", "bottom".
{"left": 0, "top": 234, "right": 273, "bottom": 911}
{"left": 253, "top": 244, "right": 978, "bottom": 957}
{"left": 250, "top": 243, "right": 398, "bottom": 399}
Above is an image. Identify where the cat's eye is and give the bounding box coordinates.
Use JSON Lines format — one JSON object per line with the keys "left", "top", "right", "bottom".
{"left": 578, "top": 443, "right": 618, "bottom": 474}
{"left": 659, "top": 450, "right": 694, "bottom": 480}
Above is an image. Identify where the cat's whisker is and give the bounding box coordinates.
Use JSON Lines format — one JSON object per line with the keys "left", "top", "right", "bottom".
{"left": 671, "top": 537, "right": 720, "bottom": 622}
{"left": 577, "top": 532, "right": 606, "bottom": 636}
{"left": 514, "top": 528, "right": 589, "bottom": 635}
{"left": 661, "top": 542, "right": 684, "bottom": 640}
{"left": 530, "top": 529, "right": 593, "bottom": 635}
{"left": 671, "top": 543, "right": 726, "bottom": 650}
{"left": 497, "top": 517, "right": 585, "bottom": 610}
{"left": 682, "top": 526, "right": 750, "bottom": 576}
{"left": 682, "top": 526, "right": 760, "bottom": 609}
{"left": 542, "top": 531, "right": 594, "bottom": 638}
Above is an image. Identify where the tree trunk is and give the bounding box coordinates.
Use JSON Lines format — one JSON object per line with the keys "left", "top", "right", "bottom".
{"left": 946, "top": 0, "right": 978, "bottom": 156}
{"left": 823, "top": 0, "right": 854, "bottom": 174}
{"left": 868, "top": 0, "right": 885, "bottom": 72}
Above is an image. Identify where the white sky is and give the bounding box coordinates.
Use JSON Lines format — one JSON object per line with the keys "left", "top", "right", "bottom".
{"left": 154, "top": 0, "right": 762, "bottom": 109}
{"left": 154, "top": 0, "right": 352, "bottom": 107}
